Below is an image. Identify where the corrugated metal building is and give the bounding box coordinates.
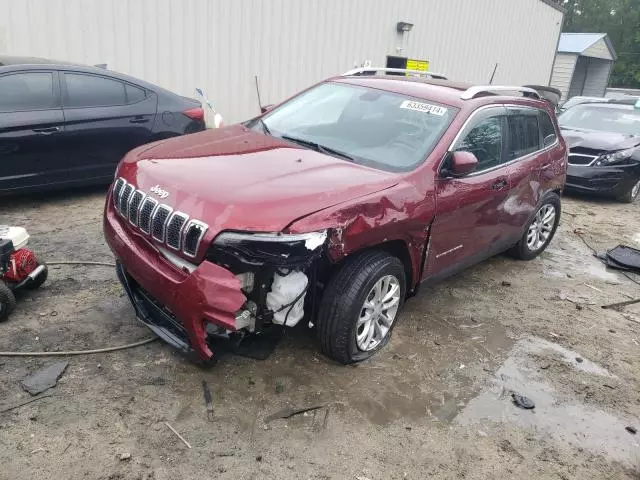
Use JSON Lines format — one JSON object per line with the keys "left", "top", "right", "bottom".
{"left": 0, "top": 0, "right": 564, "bottom": 123}
{"left": 550, "top": 33, "right": 617, "bottom": 101}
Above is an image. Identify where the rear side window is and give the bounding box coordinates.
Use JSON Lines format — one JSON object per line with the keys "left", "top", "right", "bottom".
{"left": 0, "top": 72, "right": 57, "bottom": 112}
{"left": 125, "top": 84, "right": 146, "bottom": 103}
{"left": 539, "top": 111, "right": 557, "bottom": 147}
{"left": 64, "top": 73, "right": 127, "bottom": 107}
{"left": 508, "top": 112, "right": 541, "bottom": 159}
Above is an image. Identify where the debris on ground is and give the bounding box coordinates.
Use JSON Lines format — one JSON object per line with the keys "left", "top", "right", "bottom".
{"left": 625, "top": 426, "right": 637, "bottom": 434}
{"left": 0, "top": 393, "right": 52, "bottom": 413}
{"left": 21, "top": 361, "right": 68, "bottom": 396}
{"left": 601, "top": 298, "right": 640, "bottom": 310}
{"left": 265, "top": 404, "right": 325, "bottom": 423}
{"left": 511, "top": 393, "right": 535, "bottom": 410}
{"left": 202, "top": 380, "right": 214, "bottom": 422}
{"left": 256, "top": 455, "right": 263, "bottom": 462}
{"left": 598, "top": 245, "right": 640, "bottom": 274}
{"left": 575, "top": 357, "right": 584, "bottom": 363}
{"left": 501, "top": 281, "right": 512, "bottom": 287}
{"left": 118, "top": 452, "right": 131, "bottom": 461}
{"left": 164, "top": 422, "right": 192, "bottom": 449}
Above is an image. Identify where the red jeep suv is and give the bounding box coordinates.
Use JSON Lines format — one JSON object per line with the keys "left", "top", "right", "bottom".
{"left": 104, "top": 69, "right": 567, "bottom": 364}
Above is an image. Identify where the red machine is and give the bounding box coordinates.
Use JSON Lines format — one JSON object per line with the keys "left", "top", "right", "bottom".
{"left": 0, "top": 226, "right": 48, "bottom": 321}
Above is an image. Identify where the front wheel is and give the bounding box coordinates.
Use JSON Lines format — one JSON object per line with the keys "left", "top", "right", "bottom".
{"left": 317, "top": 250, "right": 406, "bottom": 364}
{"left": 509, "top": 194, "right": 561, "bottom": 260}
{"left": 617, "top": 178, "right": 640, "bottom": 203}
{"left": 0, "top": 282, "right": 16, "bottom": 322}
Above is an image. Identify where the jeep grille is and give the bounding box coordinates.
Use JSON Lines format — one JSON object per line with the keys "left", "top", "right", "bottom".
{"left": 112, "top": 177, "right": 208, "bottom": 258}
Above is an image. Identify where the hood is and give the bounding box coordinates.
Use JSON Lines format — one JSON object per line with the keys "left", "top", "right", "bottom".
{"left": 118, "top": 125, "right": 398, "bottom": 236}
{"left": 560, "top": 127, "right": 640, "bottom": 151}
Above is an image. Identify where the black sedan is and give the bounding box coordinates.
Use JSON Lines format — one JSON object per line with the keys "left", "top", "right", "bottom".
{"left": 559, "top": 101, "right": 640, "bottom": 203}
{"left": 0, "top": 56, "right": 206, "bottom": 195}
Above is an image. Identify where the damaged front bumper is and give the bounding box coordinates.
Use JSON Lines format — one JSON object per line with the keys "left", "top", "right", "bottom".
{"left": 105, "top": 206, "right": 247, "bottom": 360}
{"left": 105, "top": 203, "right": 327, "bottom": 361}
{"left": 566, "top": 163, "right": 640, "bottom": 197}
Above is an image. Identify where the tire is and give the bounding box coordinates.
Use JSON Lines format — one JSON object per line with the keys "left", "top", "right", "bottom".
{"left": 509, "top": 193, "right": 561, "bottom": 261}
{"left": 317, "top": 250, "right": 406, "bottom": 364}
{"left": 23, "top": 264, "right": 48, "bottom": 290}
{"left": 0, "top": 282, "right": 16, "bottom": 322}
{"left": 617, "top": 178, "right": 640, "bottom": 203}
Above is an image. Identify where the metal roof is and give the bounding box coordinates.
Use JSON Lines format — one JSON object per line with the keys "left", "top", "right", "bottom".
{"left": 557, "top": 33, "right": 617, "bottom": 60}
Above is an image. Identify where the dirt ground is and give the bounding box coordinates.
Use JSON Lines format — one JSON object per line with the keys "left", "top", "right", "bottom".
{"left": 1, "top": 187, "right": 639, "bottom": 480}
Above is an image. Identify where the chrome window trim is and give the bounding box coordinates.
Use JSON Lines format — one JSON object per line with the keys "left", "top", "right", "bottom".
{"left": 443, "top": 103, "right": 560, "bottom": 178}
{"left": 165, "top": 211, "right": 190, "bottom": 251}
{"left": 151, "top": 204, "right": 173, "bottom": 243}
{"left": 128, "top": 190, "right": 146, "bottom": 226}
{"left": 182, "top": 220, "right": 209, "bottom": 258}
{"left": 138, "top": 197, "right": 159, "bottom": 235}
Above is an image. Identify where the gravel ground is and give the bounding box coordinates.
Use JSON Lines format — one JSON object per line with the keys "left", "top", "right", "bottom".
{"left": 0, "top": 187, "right": 639, "bottom": 480}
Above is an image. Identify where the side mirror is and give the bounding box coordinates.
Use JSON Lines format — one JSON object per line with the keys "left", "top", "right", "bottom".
{"left": 260, "top": 104, "right": 275, "bottom": 114}
{"left": 447, "top": 151, "right": 478, "bottom": 177}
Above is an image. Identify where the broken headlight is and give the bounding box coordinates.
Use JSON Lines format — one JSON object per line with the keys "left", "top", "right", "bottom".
{"left": 594, "top": 147, "right": 638, "bottom": 166}
{"left": 207, "top": 230, "right": 328, "bottom": 270}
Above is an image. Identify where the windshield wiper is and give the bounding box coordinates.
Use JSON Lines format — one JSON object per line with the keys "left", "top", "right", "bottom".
{"left": 280, "top": 135, "right": 354, "bottom": 161}
{"left": 258, "top": 118, "right": 271, "bottom": 136}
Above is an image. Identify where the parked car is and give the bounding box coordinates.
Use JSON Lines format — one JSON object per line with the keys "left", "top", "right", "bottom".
{"left": 559, "top": 100, "right": 640, "bottom": 202}
{"left": 104, "top": 68, "right": 567, "bottom": 364}
{"left": 0, "top": 56, "right": 205, "bottom": 195}
{"left": 557, "top": 96, "right": 609, "bottom": 114}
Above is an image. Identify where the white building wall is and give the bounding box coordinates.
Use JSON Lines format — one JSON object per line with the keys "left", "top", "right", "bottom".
{"left": 582, "top": 59, "right": 612, "bottom": 97}
{"left": 550, "top": 53, "right": 578, "bottom": 100}
{"left": 0, "top": 0, "right": 563, "bottom": 123}
{"left": 583, "top": 39, "right": 614, "bottom": 61}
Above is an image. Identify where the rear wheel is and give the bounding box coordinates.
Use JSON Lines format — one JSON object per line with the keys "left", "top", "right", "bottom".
{"left": 618, "top": 178, "right": 640, "bottom": 203}
{"left": 0, "top": 282, "right": 16, "bottom": 322}
{"left": 509, "top": 193, "right": 561, "bottom": 260}
{"left": 317, "top": 251, "right": 406, "bottom": 364}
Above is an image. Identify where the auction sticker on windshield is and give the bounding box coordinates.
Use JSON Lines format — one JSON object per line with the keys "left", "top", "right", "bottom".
{"left": 400, "top": 100, "right": 447, "bottom": 116}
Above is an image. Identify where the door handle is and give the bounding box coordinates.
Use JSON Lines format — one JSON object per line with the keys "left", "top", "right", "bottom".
{"left": 33, "top": 126, "right": 60, "bottom": 135}
{"left": 129, "top": 116, "right": 150, "bottom": 124}
{"left": 490, "top": 178, "right": 508, "bottom": 191}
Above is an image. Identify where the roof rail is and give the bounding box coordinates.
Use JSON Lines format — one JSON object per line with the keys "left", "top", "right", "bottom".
{"left": 343, "top": 67, "right": 447, "bottom": 80}
{"left": 460, "top": 86, "right": 541, "bottom": 100}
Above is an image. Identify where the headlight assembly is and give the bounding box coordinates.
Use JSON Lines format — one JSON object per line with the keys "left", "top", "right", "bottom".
{"left": 595, "top": 147, "right": 637, "bottom": 166}
{"left": 208, "top": 230, "right": 328, "bottom": 270}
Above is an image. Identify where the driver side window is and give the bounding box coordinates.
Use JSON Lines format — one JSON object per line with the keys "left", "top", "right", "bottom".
{"left": 454, "top": 108, "right": 506, "bottom": 172}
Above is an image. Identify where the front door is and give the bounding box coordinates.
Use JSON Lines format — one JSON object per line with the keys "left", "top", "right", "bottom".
{"left": 0, "top": 70, "right": 65, "bottom": 192}
{"left": 425, "top": 106, "right": 510, "bottom": 278}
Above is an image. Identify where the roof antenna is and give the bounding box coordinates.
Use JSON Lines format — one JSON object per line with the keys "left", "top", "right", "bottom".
{"left": 254, "top": 75, "right": 263, "bottom": 112}
{"left": 489, "top": 63, "right": 498, "bottom": 84}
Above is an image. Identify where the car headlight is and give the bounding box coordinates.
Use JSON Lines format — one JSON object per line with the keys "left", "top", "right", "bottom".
{"left": 594, "top": 147, "right": 637, "bottom": 166}
{"left": 208, "top": 230, "right": 328, "bottom": 270}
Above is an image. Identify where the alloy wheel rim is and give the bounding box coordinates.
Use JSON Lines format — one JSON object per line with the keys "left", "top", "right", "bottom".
{"left": 632, "top": 179, "right": 640, "bottom": 199}
{"left": 526, "top": 204, "right": 556, "bottom": 251}
{"left": 356, "top": 275, "right": 401, "bottom": 351}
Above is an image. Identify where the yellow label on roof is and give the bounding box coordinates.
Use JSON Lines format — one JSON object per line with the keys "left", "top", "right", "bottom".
{"left": 406, "top": 59, "right": 429, "bottom": 72}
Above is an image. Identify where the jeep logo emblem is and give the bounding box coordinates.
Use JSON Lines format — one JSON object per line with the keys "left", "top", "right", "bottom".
{"left": 150, "top": 185, "right": 169, "bottom": 199}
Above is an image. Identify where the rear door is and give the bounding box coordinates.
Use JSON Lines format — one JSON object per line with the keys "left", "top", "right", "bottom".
{"left": 0, "top": 70, "right": 65, "bottom": 192}
{"left": 502, "top": 107, "right": 547, "bottom": 241}
{"left": 426, "top": 106, "right": 511, "bottom": 277}
{"left": 60, "top": 72, "right": 157, "bottom": 181}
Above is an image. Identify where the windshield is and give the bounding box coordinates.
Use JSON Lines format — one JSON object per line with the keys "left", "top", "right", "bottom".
{"left": 255, "top": 82, "right": 457, "bottom": 172}
{"left": 559, "top": 97, "right": 605, "bottom": 111}
{"left": 558, "top": 104, "right": 640, "bottom": 136}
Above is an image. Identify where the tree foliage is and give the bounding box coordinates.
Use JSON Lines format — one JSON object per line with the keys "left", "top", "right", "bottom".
{"left": 560, "top": 0, "right": 640, "bottom": 87}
